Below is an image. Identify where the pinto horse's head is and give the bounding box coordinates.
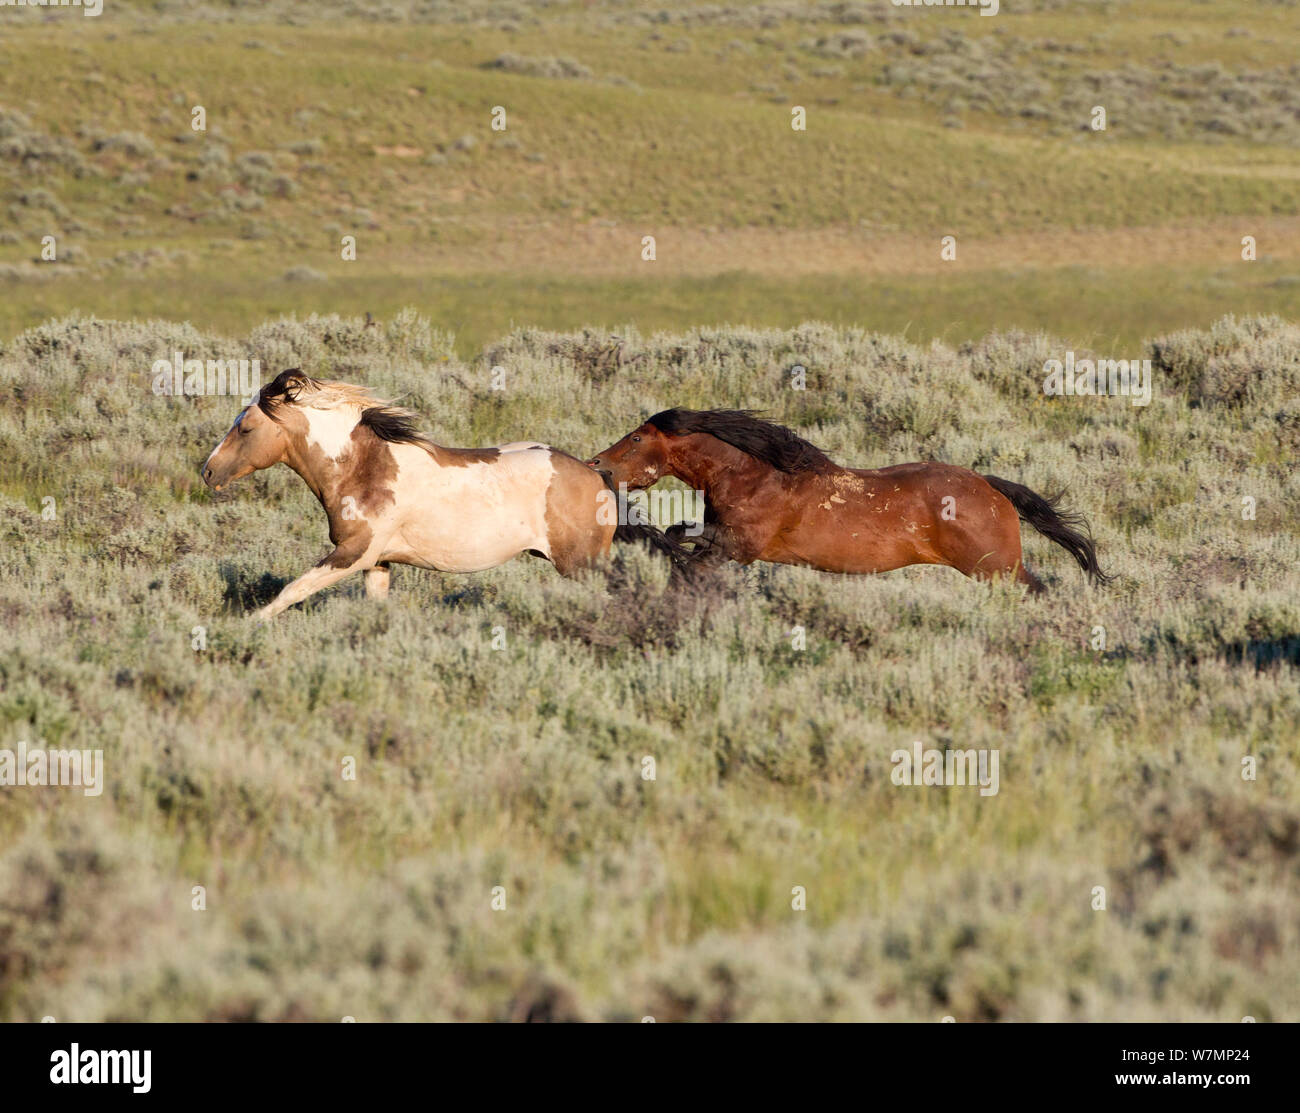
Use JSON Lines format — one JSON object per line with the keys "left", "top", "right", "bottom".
{"left": 586, "top": 420, "right": 675, "bottom": 491}
{"left": 201, "top": 369, "right": 311, "bottom": 490}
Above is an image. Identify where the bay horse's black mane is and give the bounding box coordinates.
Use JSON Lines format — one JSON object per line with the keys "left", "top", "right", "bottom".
{"left": 648, "top": 408, "right": 836, "bottom": 474}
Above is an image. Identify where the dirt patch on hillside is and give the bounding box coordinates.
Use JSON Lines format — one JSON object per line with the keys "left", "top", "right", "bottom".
{"left": 427, "top": 217, "right": 1300, "bottom": 278}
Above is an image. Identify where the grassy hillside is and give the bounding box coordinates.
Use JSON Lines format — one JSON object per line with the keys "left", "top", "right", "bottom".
{"left": 2, "top": 0, "right": 1298, "bottom": 348}
{"left": 1, "top": 311, "right": 1297, "bottom": 1021}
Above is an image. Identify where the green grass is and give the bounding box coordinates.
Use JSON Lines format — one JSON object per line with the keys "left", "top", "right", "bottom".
{"left": 4, "top": 261, "right": 1295, "bottom": 359}
{"left": 3, "top": 2, "right": 1300, "bottom": 353}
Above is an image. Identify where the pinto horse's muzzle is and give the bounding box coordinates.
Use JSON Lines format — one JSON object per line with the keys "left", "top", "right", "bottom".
{"left": 201, "top": 460, "right": 228, "bottom": 490}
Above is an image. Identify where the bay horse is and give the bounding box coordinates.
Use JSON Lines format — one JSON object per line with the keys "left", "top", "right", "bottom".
{"left": 202, "top": 369, "right": 682, "bottom": 620}
{"left": 587, "top": 409, "right": 1110, "bottom": 592}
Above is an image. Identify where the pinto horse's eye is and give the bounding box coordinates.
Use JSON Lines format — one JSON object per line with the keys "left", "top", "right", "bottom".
{"left": 239, "top": 424, "right": 253, "bottom": 436}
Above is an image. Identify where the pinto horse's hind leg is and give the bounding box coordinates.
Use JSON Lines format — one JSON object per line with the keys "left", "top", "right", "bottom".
{"left": 545, "top": 494, "right": 615, "bottom": 577}
{"left": 543, "top": 454, "right": 620, "bottom": 577}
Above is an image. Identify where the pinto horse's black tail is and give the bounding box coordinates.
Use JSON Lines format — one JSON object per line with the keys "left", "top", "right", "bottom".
{"left": 613, "top": 519, "right": 695, "bottom": 568}
{"left": 983, "top": 475, "right": 1112, "bottom": 587}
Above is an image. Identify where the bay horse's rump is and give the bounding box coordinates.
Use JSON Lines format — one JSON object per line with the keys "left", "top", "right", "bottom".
{"left": 981, "top": 475, "right": 1111, "bottom": 586}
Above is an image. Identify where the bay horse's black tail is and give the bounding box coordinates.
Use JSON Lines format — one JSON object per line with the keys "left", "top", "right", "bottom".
{"left": 983, "top": 475, "right": 1112, "bottom": 587}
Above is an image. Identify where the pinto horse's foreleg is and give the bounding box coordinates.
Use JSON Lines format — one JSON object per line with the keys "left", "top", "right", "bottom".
{"left": 253, "top": 544, "right": 372, "bottom": 621}
{"left": 364, "top": 564, "right": 391, "bottom": 600}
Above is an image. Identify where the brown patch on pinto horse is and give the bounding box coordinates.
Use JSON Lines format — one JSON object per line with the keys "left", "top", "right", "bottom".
{"left": 434, "top": 445, "right": 503, "bottom": 468}
{"left": 542, "top": 449, "right": 617, "bottom": 575}
{"left": 341, "top": 423, "right": 399, "bottom": 517}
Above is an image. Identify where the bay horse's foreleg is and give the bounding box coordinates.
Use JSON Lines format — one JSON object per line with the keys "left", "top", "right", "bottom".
{"left": 666, "top": 520, "right": 734, "bottom": 573}
{"left": 253, "top": 543, "right": 372, "bottom": 621}
{"left": 667, "top": 520, "right": 720, "bottom": 551}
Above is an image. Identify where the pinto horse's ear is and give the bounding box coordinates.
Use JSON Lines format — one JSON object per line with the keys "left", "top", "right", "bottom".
{"left": 270, "top": 368, "right": 309, "bottom": 397}
{"left": 258, "top": 368, "right": 313, "bottom": 408}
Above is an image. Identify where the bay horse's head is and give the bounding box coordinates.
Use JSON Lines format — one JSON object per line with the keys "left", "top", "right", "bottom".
{"left": 586, "top": 419, "right": 676, "bottom": 491}
{"left": 589, "top": 408, "right": 835, "bottom": 489}
{"left": 201, "top": 368, "right": 313, "bottom": 490}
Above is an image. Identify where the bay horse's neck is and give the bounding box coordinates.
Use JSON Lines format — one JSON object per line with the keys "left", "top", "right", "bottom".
{"left": 666, "top": 433, "right": 789, "bottom": 503}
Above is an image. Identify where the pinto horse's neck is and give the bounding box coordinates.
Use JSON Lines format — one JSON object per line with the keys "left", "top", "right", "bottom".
{"left": 277, "top": 409, "right": 383, "bottom": 521}
{"left": 281, "top": 426, "right": 337, "bottom": 505}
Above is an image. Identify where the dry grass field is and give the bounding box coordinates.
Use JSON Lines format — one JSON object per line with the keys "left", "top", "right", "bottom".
{"left": 0, "top": 0, "right": 1297, "bottom": 1023}
{"left": 1, "top": 310, "right": 1297, "bottom": 1021}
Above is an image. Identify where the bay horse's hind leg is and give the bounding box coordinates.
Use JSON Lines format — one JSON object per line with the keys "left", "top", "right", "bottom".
{"left": 947, "top": 526, "right": 1044, "bottom": 594}
{"left": 1003, "top": 561, "right": 1045, "bottom": 595}
{"left": 963, "top": 556, "right": 1043, "bottom": 594}
{"left": 943, "top": 473, "right": 1045, "bottom": 594}
{"left": 1013, "top": 562, "right": 1046, "bottom": 595}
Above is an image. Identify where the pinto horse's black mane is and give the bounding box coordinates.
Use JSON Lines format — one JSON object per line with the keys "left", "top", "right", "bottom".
{"left": 647, "top": 408, "right": 836, "bottom": 474}
{"left": 255, "top": 368, "right": 322, "bottom": 420}
{"left": 256, "top": 368, "right": 438, "bottom": 451}
{"left": 356, "top": 406, "right": 439, "bottom": 450}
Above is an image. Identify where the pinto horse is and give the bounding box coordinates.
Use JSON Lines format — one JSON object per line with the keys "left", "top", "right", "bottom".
{"left": 203, "top": 369, "right": 681, "bottom": 620}
{"left": 588, "top": 409, "right": 1110, "bottom": 592}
